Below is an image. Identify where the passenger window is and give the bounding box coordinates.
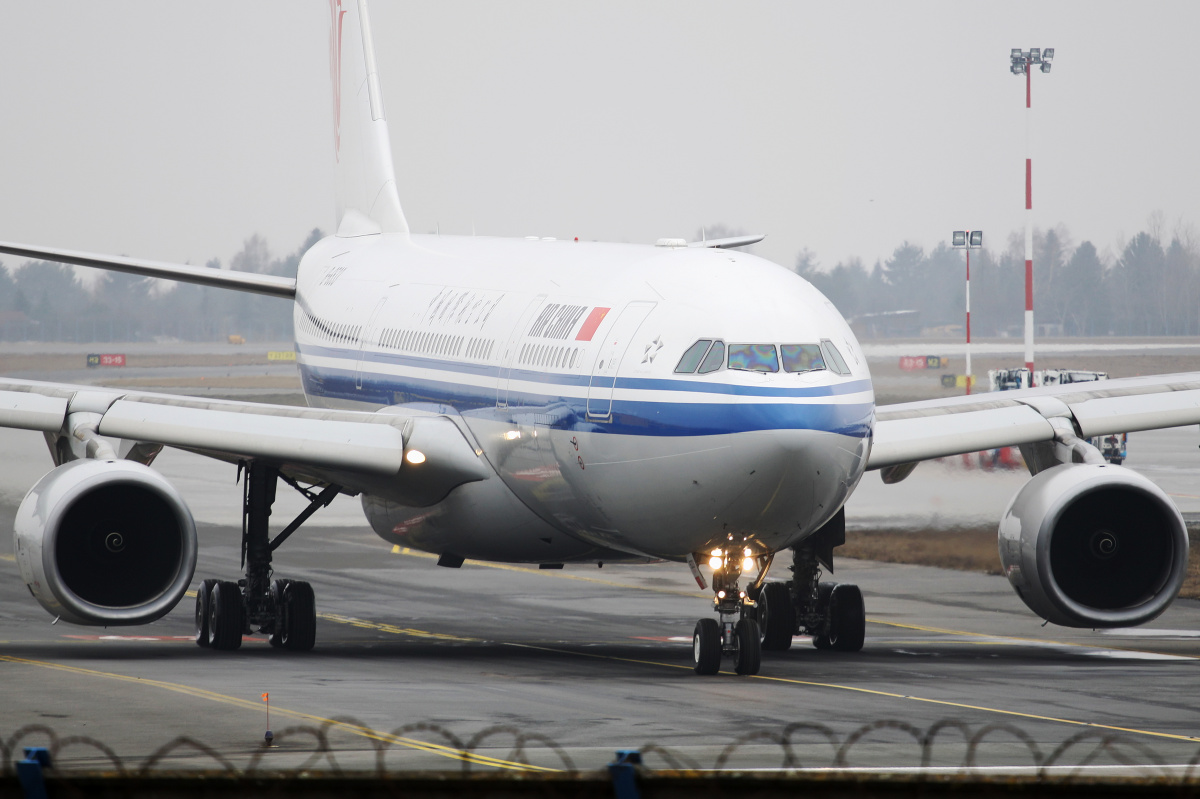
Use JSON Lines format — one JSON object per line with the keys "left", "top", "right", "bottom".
{"left": 728, "top": 343, "right": 779, "bottom": 373}
{"left": 781, "top": 344, "right": 826, "bottom": 373}
{"left": 821, "top": 340, "right": 852, "bottom": 375}
{"left": 698, "top": 340, "right": 725, "bottom": 373}
{"left": 675, "top": 340, "right": 712, "bottom": 373}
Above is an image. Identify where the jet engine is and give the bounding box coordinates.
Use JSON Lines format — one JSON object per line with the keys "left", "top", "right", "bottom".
{"left": 998, "top": 463, "right": 1187, "bottom": 628}
{"left": 14, "top": 459, "right": 197, "bottom": 626}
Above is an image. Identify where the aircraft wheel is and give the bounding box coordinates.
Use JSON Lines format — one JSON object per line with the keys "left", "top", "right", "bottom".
{"left": 267, "top": 579, "right": 290, "bottom": 649}
{"left": 828, "top": 583, "right": 866, "bottom": 652}
{"left": 734, "top": 618, "right": 761, "bottom": 676}
{"left": 693, "top": 618, "right": 721, "bottom": 675}
{"left": 811, "top": 582, "right": 837, "bottom": 650}
{"left": 194, "top": 578, "right": 218, "bottom": 647}
{"left": 208, "top": 580, "right": 244, "bottom": 651}
{"left": 759, "top": 582, "right": 794, "bottom": 651}
{"left": 281, "top": 580, "right": 317, "bottom": 652}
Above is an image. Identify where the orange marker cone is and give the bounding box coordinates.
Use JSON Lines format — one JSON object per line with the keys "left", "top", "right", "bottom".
{"left": 262, "top": 693, "right": 273, "bottom": 745}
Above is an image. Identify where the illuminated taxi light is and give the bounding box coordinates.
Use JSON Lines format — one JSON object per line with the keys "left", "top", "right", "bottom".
{"left": 504, "top": 430, "right": 521, "bottom": 440}
{"left": 405, "top": 450, "right": 426, "bottom": 465}
{"left": 708, "top": 556, "right": 723, "bottom": 570}
{"left": 717, "top": 590, "right": 726, "bottom": 599}
{"left": 743, "top": 547, "right": 753, "bottom": 557}
{"left": 739, "top": 591, "right": 746, "bottom": 599}
{"left": 742, "top": 557, "right": 755, "bottom": 571}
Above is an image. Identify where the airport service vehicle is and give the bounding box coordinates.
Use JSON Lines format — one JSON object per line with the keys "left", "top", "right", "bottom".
{"left": 1, "top": 3, "right": 1198, "bottom": 676}
{"left": 990, "top": 368, "right": 1128, "bottom": 464}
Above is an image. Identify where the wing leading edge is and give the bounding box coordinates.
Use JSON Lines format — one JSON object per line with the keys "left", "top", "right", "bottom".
{"left": 0, "top": 378, "right": 489, "bottom": 507}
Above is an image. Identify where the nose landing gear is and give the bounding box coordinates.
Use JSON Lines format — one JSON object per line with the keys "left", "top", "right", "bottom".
{"left": 691, "top": 545, "right": 763, "bottom": 675}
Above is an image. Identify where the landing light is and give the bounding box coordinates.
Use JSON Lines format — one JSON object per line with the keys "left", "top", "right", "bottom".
{"left": 405, "top": 450, "right": 426, "bottom": 465}
{"left": 743, "top": 547, "right": 752, "bottom": 557}
{"left": 708, "top": 555, "right": 724, "bottom": 570}
{"left": 717, "top": 590, "right": 726, "bottom": 599}
{"left": 742, "top": 557, "right": 755, "bottom": 571}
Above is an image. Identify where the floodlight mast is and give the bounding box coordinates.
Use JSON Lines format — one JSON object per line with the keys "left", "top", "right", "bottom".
{"left": 1010, "top": 47, "right": 1053, "bottom": 380}
{"left": 952, "top": 231, "right": 983, "bottom": 395}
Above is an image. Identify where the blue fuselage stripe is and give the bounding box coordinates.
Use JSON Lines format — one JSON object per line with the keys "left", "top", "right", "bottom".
{"left": 298, "top": 344, "right": 874, "bottom": 439}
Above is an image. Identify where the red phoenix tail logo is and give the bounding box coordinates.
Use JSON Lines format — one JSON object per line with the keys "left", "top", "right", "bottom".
{"left": 328, "top": 0, "right": 346, "bottom": 161}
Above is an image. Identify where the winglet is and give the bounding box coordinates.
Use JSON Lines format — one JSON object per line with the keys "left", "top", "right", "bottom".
{"left": 688, "top": 234, "right": 765, "bottom": 250}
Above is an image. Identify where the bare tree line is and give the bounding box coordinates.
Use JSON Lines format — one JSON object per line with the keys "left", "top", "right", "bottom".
{"left": 795, "top": 220, "right": 1200, "bottom": 337}
{"left": 0, "top": 220, "right": 1196, "bottom": 343}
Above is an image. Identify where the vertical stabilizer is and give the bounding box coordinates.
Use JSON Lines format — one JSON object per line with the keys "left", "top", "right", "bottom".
{"left": 328, "top": 0, "right": 408, "bottom": 236}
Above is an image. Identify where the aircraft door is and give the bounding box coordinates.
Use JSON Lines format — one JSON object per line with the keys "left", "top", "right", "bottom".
{"left": 586, "top": 301, "right": 655, "bottom": 419}
{"left": 356, "top": 296, "right": 387, "bottom": 390}
{"left": 496, "top": 294, "right": 547, "bottom": 408}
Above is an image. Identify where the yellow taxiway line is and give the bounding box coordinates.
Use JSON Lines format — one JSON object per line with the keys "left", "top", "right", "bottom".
{"left": 321, "top": 613, "right": 1200, "bottom": 744}
{"left": 0, "top": 654, "right": 557, "bottom": 772}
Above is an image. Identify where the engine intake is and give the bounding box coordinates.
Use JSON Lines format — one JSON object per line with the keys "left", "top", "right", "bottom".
{"left": 14, "top": 459, "right": 197, "bottom": 626}
{"left": 998, "top": 463, "right": 1187, "bottom": 628}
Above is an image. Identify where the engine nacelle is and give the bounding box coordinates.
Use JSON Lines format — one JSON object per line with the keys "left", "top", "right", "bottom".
{"left": 998, "top": 463, "right": 1187, "bottom": 628}
{"left": 14, "top": 459, "right": 197, "bottom": 626}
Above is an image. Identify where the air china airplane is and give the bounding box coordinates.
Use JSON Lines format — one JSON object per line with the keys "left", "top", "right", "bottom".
{"left": 2, "top": 2, "right": 1199, "bottom": 677}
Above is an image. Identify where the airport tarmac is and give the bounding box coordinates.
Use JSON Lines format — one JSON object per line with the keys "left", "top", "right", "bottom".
{"left": 3, "top": 342, "right": 1200, "bottom": 778}
{"left": 3, "top": 423, "right": 1200, "bottom": 777}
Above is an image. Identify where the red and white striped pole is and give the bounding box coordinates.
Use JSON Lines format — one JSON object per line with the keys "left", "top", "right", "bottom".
{"left": 952, "top": 230, "right": 980, "bottom": 394}
{"left": 1013, "top": 47, "right": 1052, "bottom": 384}
{"left": 1024, "top": 62, "right": 1034, "bottom": 376}
{"left": 965, "top": 245, "right": 972, "bottom": 395}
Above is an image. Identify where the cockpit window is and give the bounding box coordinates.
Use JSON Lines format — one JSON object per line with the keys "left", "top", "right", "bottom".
{"left": 674, "top": 340, "right": 712, "bottom": 373}
{"left": 728, "top": 343, "right": 779, "bottom": 373}
{"left": 698, "top": 340, "right": 724, "bottom": 373}
{"left": 821, "top": 340, "right": 852, "bottom": 375}
{"left": 780, "top": 344, "right": 826, "bottom": 373}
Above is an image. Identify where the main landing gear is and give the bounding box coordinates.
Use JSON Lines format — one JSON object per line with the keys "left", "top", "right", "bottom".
{"left": 692, "top": 542, "right": 763, "bottom": 676}
{"left": 194, "top": 462, "right": 340, "bottom": 652}
{"left": 757, "top": 544, "right": 866, "bottom": 654}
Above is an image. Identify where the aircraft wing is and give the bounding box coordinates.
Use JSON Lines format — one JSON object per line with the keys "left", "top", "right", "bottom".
{"left": 0, "top": 240, "right": 296, "bottom": 299}
{"left": 0, "top": 377, "right": 489, "bottom": 507}
{"left": 868, "top": 371, "right": 1200, "bottom": 471}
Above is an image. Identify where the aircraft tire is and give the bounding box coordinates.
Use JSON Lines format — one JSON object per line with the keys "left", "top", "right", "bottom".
{"left": 194, "top": 578, "right": 218, "bottom": 647}
{"left": 811, "top": 582, "right": 837, "bottom": 650}
{"left": 208, "top": 580, "right": 244, "bottom": 651}
{"left": 693, "top": 618, "right": 721, "bottom": 675}
{"left": 828, "top": 583, "right": 865, "bottom": 653}
{"left": 282, "top": 581, "right": 317, "bottom": 652}
{"left": 759, "top": 582, "right": 794, "bottom": 651}
{"left": 734, "top": 618, "right": 761, "bottom": 676}
{"left": 267, "top": 579, "right": 291, "bottom": 649}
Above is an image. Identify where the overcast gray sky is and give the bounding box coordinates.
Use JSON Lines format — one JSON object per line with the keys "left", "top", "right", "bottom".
{"left": 1, "top": 2, "right": 1197, "bottom": 275}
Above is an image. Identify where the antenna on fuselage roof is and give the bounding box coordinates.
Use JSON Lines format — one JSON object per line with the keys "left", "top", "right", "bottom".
{"left": 329, "top": 0, "right": 409, "bottom": 238}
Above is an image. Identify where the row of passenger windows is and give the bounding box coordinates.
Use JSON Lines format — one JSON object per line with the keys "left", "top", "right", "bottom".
{"left": 520, "top": 342, "right": 582, "bottom": 370}
{"left": 298, "top": 305, "right": 499, "bottom": 362}
{"left": 675, "top": 339, "right": 852, "bottom": 376}
{"left": 298, "top": 307, "right": 361, "bottom": 345}
{"left": 378, "top": 327, "right": 497, "bottom": 362}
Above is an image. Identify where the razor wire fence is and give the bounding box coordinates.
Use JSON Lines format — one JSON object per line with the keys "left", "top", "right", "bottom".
{"left": 5, "top": 717, "right": 1200, "bottom": 782}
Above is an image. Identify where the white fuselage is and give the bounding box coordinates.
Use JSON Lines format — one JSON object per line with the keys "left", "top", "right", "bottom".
{"left": 293, "top": 233, "right": 875, "bottom": 563}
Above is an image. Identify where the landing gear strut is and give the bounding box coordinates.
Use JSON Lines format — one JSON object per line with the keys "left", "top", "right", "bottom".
{"left": 194, "top": 462, "right": 338, "bottom": 652}
{"left": 764, "top": 543, "right": 865, "bottom": 652}
{"left": 692, "top": 542, "right": 762, "bottom": 675}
